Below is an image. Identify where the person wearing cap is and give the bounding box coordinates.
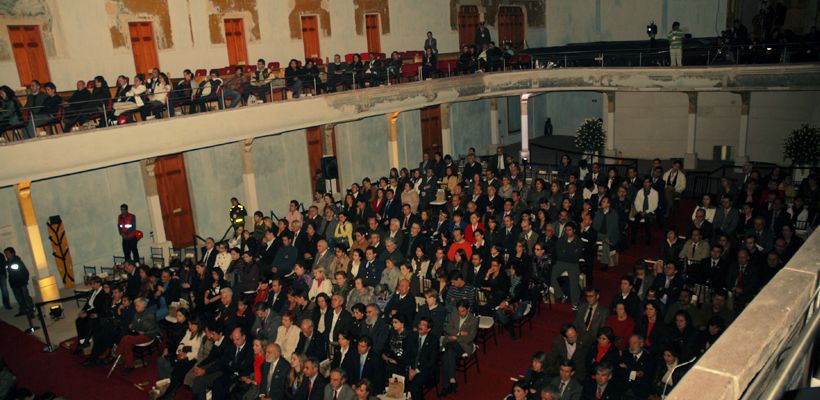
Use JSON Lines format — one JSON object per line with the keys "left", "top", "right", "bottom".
{"left": 551, "top": 222, "right": 584, "bottom": 309}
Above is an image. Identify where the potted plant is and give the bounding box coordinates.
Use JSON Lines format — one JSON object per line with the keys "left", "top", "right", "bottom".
{"left": 575, "top": 118, "right": 607, "bottom": 163}
{"left": 783, "top": 124, "right": 820, "bottom": 183}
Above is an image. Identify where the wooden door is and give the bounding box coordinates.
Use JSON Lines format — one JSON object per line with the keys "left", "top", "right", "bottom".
{"left": 365, "top": 14, "right": 381, "bottom": 54}
{"left": 420, "top": 106, "right": 443, "bottom": 156}
{"left": 128, "top": 22, "right": 160, "bottom": 76}
{"left": 457, "top": 5, "right": 480, "bottom": 47}
{"left": 498, "top": 7, "right": 525, "bottom": 50}
{"left": 224, "top": 18, "right": 249, "bottom": 66}
{"left": 7, "top": 25, "right": 50, "bottom": 86}
{"left": 154, "top": 154, "right": 196, "bottom": 248}
{"left": 301, "top": 15, "right": 321, "bottom": 59}
{"left": 306, "top": 127, "right": 324, "bottom": 192}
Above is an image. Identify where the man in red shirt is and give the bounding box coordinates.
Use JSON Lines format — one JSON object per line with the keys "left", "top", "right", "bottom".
{"left": 447, "top": 228, "right": 472, "bottom": 262}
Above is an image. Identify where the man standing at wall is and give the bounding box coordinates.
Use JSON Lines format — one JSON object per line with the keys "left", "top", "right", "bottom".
{"left": 668, "top": 21, "right": 684, "bottom": 67}
{"left": 4, "top": 247, "right": 33, "bottom": 317}
{"left": 118, "top": 204, "right": 139, "bottom": 262}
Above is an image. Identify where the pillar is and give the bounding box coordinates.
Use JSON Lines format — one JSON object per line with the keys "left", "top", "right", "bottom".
{"left": 440, "top": 104, "right": 453, "bottom": 156}
{"left": 520, "top": 94, "right": 531, "bottom": 162}
{"left": 736, "top": 92, "right": 751, "bottom": 164}
{"left": 387, "top": 112, "right": 400, "bottom": 169}
{"left": 16, "top": 182, "right": 57, "bottom": 301}
{"left": 489, "top": 98, "right": 500, "bottom": 148}
{"left": 140, "top": 159, "right": 172, "bottom": 263}
{"left": 684, "top": 92, "right": 698, "bottom": 169}
{"left": 605, "top": 92, "right": 616, "bottom": 154}
{"left": 240, "top": 139, "right": 260, "bottom": 215}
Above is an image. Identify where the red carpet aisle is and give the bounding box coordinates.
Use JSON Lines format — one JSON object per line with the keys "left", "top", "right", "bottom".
{"left": 0, "top": 319, "right": 146, "bottom": 399}
{"left": 0, "top": 201, "right": 694, "bottom": 400}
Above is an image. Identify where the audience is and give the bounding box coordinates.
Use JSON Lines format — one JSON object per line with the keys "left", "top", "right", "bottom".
{"left": 20, "top": 142, "right": 808, "bottom": 400}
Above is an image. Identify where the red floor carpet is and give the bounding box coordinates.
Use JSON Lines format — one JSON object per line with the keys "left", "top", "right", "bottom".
{"left": 0, "top": 202, "right": 692, "bottom": 400}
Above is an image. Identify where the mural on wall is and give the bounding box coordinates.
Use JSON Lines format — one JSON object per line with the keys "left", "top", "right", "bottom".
{"left": 106, "top": 0, "right": 173, "bottom": 50}
{"left": 0, "top": 0, "right": 56, "bottom": 61}
{"left": 448, "top": 0, "right": 546, "bottom": 30}
{"left": 288, "top": 0, "right": 332, "bottom": 39}
{"left": 208, "top": 0, "right": 261, "bottom": 44}
{"left": 353, "top": 0, "right": 390, "bottom": 35}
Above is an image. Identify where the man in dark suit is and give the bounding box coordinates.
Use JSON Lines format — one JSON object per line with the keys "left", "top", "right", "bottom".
{"left": 725, "top": 248, "right": 760, "bottom": 309}
{"left": 712, "top": 195, "right": 739, "bottom": 238}
{"left": 124, "top": 261, "right": 141, "bottom": 300}
{"left": 501, "top": 214, "right": 521, "bottom": 254}
{"left": 327, "top": 294, "right": 354, "bottom": 343}
{"left": 258, "top": 230, "right": 279, "bottom": 268}
{"left": 401, "top": 222, "right": 427, "bottom": 259}
{"left": 252, "top": 303, "right": 281, "bottom": 342}
{"left": 697, "top": 245, "right": 729, "bottom": 292}
{"left": 490, "top": 146, "right": 509, "bottom": 176}
{"left": 295, "top": 357, "right": 327, "bottom": 400}
{"left": 191, "top": 323, "right": 233, "bottom": 400}
{"left": 615, "top": 335, "right": 654, "bottom": 399}
{"left": 548, "top": 324, "right": 591, "bottom": 381}
{"left": 581, "top": 363, "right": 620, "bottom": 400}
{"left": 549, "top": 360, "right": 583, "bottom": 400}
{"left": 382, "top": 189, "right": 402, "bottom": 222}
{"left": 652, "top": 262, "right": 685, "bottom": 308}
{"left": 407, "top": 317, "right": 438, "bottom": 400}
{"left": 574, "top": 288, "right": 609, "bottom": 340}
{"left": 258, "top": 343, "right": 291, "bottom": 400}
{"left": 269, "top": 278, "right": 289, "bottom": 315}
{"left": 74, "top": 277, "right": 110, "bottom": 351}
{"left": 351, "top": 335, "right": 385, "bottom": 393}
{"left": 382, "top": 279, "right": 417, "bottom": 322}
{"left": 578, "top": 214, "right": 598, "bottom": 287}
{"left": 362, "top": 247, "right": 384, "bottom": 287}
{"left": 361, "top": 304, "right": 389, "bottom": 355}
{"left": 200, "top": 237, "right": 217, "bottom": 270}
{"left": 296, "top": 319, "right": 328, "bottom": 362}
{"left": 212, "top": 327, "right": 254, "bottom": 398}
{"left": 270, "top": 234, "right": 297, "bottom": 279}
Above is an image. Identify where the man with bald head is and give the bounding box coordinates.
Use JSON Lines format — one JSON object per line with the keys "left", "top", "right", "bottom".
{"left": 214, "top": 327, "right": 254, "bottom": 398}
{"left": 258, "top": 343, "right": 291, "bottom": 400}
{"left": 382, "top": 278, "right": 417, "bottom": 322}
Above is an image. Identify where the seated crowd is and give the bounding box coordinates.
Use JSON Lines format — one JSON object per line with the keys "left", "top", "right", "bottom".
{"left": 0, "top": 34, "right": 522, "bottom": 141}
{"left": 69, "top": 146, "right": 815, "bottom": 400}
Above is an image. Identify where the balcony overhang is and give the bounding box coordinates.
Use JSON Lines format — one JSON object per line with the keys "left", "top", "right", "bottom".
{"left": 2, "top": 64, "right": 819, "bottom": 187}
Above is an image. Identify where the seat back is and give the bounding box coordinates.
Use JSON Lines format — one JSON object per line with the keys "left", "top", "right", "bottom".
{"left": 400, "top": 63, "right": 419, "bottom": 77}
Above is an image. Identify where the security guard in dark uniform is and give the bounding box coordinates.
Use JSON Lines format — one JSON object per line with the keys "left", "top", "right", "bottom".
{"left": 230, "top": 197, "right": 248, "bottom": 229}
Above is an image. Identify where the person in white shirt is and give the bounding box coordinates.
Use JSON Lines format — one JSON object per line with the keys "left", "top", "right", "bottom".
{"left": 662, "top": 160, "right": 687, "bottom": 215}
{"left": 156, "top": 316, "right": 204, "bottom": 399}
{"left": 113, "top": 73, "right": 147, "bottom": 116}
{"left": 632, "top": 177, "right": 659, "bottom": 245}
{"left": 275, "top": 312, "right": 301, "bottom": 360}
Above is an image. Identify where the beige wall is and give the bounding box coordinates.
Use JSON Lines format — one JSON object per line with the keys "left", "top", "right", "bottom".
{"left": 613, "top": 91, "right": 820, "bottom": 164}
{"left": 0, "top": 0, "right": 549, "bottom": 90}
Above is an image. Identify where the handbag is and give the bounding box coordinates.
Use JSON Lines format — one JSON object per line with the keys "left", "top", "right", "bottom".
{"left": 385, "top": 374, "right": 406, "bottom": 399}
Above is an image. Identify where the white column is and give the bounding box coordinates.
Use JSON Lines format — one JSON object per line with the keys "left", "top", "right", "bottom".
{"left": 15, "top": 182, "right": 58, "bottom": 300}
{"left": 489, "top": 98, "right": 500, "bottom": 148}
{"left": 520, "top": 94, "right": 531, "bottom": 163}
{"left": 684, "top": 92, "right": 698, "bottom": 169}
{"left": 440, "top": 104, "right": 453, "bottom": 156}
{"left": 141, "top": 159, "right": 172, "bottom": 263}
{"left": 387, "top": 112, "right": 400, "bottom": 169}
{"left": 240, "top": 139, "right": 260, "bottom": 214}
{"left": 737, "top": 92, "right": 750, "bottom": 164}
{"left": 605, "top": 92, "right": 616, "bottom": 154}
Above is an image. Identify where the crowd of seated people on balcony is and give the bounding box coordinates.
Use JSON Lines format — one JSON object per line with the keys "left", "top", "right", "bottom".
{"left": 53, "top": 141, "right": 817, "bottom": 399}
{"left": 0, "top": 34, "right": 529, "bottom": 142}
